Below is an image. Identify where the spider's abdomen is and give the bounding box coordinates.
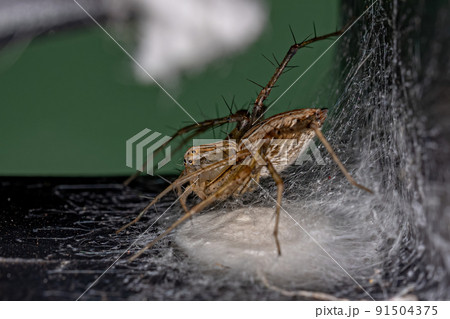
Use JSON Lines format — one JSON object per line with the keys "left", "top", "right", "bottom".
{"left": 240, "top": 108, "right": 327, "bottom": 175}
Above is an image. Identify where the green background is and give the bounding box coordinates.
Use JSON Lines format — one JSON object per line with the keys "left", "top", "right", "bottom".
{"left": 0, "top": 0, "right": 339, "bottom": 176}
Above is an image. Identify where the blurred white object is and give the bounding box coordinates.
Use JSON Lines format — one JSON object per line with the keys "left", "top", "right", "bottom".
{"left": 114, "top": 0, "right": 268, "bottom": 85}
{"left": 0, "top": 0, "right": 267, "bottom": 85}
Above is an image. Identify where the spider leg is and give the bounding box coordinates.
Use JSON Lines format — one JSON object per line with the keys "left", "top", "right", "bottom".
{"left": 236, "top": 173, "right": 254, "bottom": 195}
{"left": 311, "top": 124, "right": 373, "bottom": 194}
{"left": 116, "top": 179, "right": 184, "bottom": 234}
{"left": 129, "top": 164, "right": 254, "bottom": 261}
{"left": 236, "top": 164, "right": 262, "bottom": 195}
{"left": 117, "top": 149, "right": 252, "bottom": 233}
{"left": 176, "top": 182, "right": 196, "bottom": 225}
{"left": 260, "top": 151, "right": 284, "bottom": 256}
{"left": 175, "top": 179, "right": 192, "bottom": 214}
{"left": 250, "top": 23, "right": 351, "bottom": 124}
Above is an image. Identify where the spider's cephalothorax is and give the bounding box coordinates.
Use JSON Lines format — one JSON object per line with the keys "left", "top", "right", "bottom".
{"left": 120, "top": 22, "right": 372, "bottom": 260}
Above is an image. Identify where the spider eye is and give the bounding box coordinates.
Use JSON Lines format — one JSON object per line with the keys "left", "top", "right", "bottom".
{"left": 183, "top": 159, "right": 187, "bottom": 164}
{"left": 192, "top": 150, "right": 196, "bottom": 154}
{"left": 188, "top": 160, "right": 193, "bottom": 164}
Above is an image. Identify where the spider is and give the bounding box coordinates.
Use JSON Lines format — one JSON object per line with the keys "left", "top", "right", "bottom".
{"left": 120, "top": 22, "right": 372, "bottom": 261}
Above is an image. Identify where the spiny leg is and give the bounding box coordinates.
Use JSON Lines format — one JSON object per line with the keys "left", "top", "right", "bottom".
{"left": 261, "top": 152, "right": 284, "bottom": 256}
{"left": 250, "top": 23, "right": 351, "bottom": 125}
{"left": 311, "top": 124, "right": 373, "bottom": 194}
{"left": 175, "top": 149, "right": 251, "bottom": 187}
{"left": 176, "top": 182, "right": 196, "bottom": 225}
{"left": 175, "top": 180, "right": 193, "bottom": 214}
{"left": 174, "top": 170, "right": 191, "bottom": 214}
{"left": 124, "top": 111, "right": 250, "bottom": 186}
{"left": 117, "top": 149, "right": 252, "bottom": 233}
{"left": 129, "top": 164, "right": 254, "bottom": 261}
{"left": 116, "top": 181, "right": 180, "bottom": 234}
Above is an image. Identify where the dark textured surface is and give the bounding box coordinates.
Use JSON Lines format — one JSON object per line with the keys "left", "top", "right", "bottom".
{"left": 0, "top": 177, "right": 288, "bottom": 301}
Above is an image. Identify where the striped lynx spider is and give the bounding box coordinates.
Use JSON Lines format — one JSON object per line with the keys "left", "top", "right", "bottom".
{"left": 121, "top": 23, "right": 372, "bottom": 261}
